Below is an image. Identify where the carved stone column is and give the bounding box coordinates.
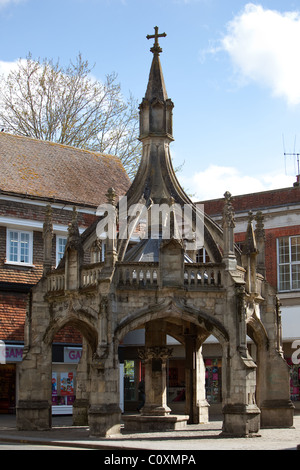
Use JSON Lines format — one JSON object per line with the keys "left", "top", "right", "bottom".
{"left": 185, "top": 335, "right": 209, "bottom": 424}
{"left": 139, "top": 346, "right": 173, "bottom": 416}
{"left": 43, "top": 204, "right": 53, "bottom": 276}
{"left": 222, "top": 191, "right": 237, "bottom": 270}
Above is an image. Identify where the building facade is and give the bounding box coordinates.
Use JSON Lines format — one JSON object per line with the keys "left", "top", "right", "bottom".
{"left": 121, "top": 184, "right": 300, "bottom": 415}
{"left": 16, "top": 28, "right": 292, "bottom": 437}
{"left": 0, "top": 132, "right": 130, "bottom": 414}
{"left": 200, "top": 184, "right": 300, "bottom": 411}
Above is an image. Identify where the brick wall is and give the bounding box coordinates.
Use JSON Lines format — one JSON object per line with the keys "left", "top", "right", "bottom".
{"left": 202, "top": 185, "right": 300, "bottom": 216}
{"left": 0, "top": 291, "right": 28, "bottom": 341}
{"left": 0, "top": 199, "right": 98, "bottom": 345}
{"left": 234, "top": 225, "right": 300, "bottom": 289}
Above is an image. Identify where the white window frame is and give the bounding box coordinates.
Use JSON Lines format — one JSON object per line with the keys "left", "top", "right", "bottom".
{"left": 6, "top": 228, "right": 33, "bottom": 266}
{"left": 56, "top": 235, "right": 67, "bottom": 266}
{"left": 196, "top": 247, "right": 210, "bottom": 263}
{"left": 277, "top": 235, "right": 300, "bottom": 292}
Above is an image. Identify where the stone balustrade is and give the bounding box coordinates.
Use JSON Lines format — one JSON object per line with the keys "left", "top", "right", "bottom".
{"left": 183, "top": 263, "right": 224, "bottom": 288}
{"left": 47, "top": 271, "right": 65, "bottom": 292}
{"left": 117, "top": 262, "right": 159, "bottom": 286}
{"left": 81, "top": 263, "right": 104, "bottom": 287}
{"left": 47, "top": 262, "right": 226, "bottom": 292}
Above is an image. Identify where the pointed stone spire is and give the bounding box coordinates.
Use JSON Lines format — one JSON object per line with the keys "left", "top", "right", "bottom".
{"left": 242, "top": 211, "right": 259, "bottom": 294}
{"left": 255, "top": 211, "right": 266, "bottom": 277}
{"left": 43, "top": 204, "right": 53, "bottom": 276}
{"left": 104, "top": 187, "right": 118, "bottom": 266}
{"left": 139, "top": 26, "right": 174, "bottom": 141}
{"left": 65, "top": 207, "right": 83, "bottom": 290}
{"left": 145, "top": 26, "right": 168, "bottom": 102}
{"left": 119, "top": 27, "right": 223, "bottom": 265}
{"left": 222, "top": 191, "right": 237, "bottom": 270}
{"left": 242, "top": 211, "right": 258, "bottom": 256}
{"left": 66, "top": 207, "right": 81, "bottom": 250}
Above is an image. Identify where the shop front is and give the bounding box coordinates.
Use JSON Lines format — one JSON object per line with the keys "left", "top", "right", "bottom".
{"left": 0, "top": 344, "right": 23, "bottom": 414}
{"left": 52, "top": 345, "right": 82, "bottom": 415}
{"left": 120, "top": 341, "right": 223, "bottom": 414}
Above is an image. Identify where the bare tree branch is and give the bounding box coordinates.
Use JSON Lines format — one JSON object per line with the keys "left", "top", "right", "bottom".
{"left": 0, "top": 53, "right": 141, "bottom": 178}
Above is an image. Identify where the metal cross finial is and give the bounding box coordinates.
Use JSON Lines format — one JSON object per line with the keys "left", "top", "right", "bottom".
{"left": 146, "top": 26, "right": 167, "bottom": 54}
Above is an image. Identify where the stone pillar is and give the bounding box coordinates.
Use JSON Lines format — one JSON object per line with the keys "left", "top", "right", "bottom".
{"left": 140, "top": 320, "right": 172, "bottom": 416}
{"left": 43, "top": 204, "right": 53, "bottom": 276}
{"left": 104, "top": 187, "right": 118, "bottom": 267}
{"left": 72, "top": 339, "right": 90, "bottom": 426}
{"left": 17, "top": 281, "right": 52, "bottom": 431}
{"left": 221, "top": 285, "right": 261, "bottom": 436}
{"left": 64, "top": 207, "right": 83, "bottom": 291}
{"left": 255, "top": 211, "right": 266, "bottom": 278}
{"left": 88, "top": 351, "right": 121, "bottom": 437}
{"left": 17, "top": 343, "right": 52, "bottom": 430}
{"left": 258, "top": 294, "right": 294, "bottom": 427}
{"left": 139, "top": 345, "right": 173, "bottom": 416}
{"left": 222, "top": 191, "right": 237, "bottom": 271}
{"left": 185, "top": 337, "right": 209, "bottom": 424}
{"left": 222, "top": 350, "right": 260, "bottom": 436}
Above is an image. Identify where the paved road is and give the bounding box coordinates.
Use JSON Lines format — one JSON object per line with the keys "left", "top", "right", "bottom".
{"left": 0, "top": 442, "right": 89, "bottom": 450}
{"left": 0, "top": 414, "right": 300, "bottom": 451}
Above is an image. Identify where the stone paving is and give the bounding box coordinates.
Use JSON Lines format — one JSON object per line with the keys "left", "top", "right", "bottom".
{"left": 0, "top": 413, "right": 300, "bottom": 451}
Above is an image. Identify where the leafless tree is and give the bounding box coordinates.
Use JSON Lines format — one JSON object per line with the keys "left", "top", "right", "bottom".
{"left": 0, "top": 53, "right": 141, "bottom": 178}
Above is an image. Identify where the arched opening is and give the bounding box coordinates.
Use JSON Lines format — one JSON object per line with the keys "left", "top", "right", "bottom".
{"left": 115, "top": 303, "right": 229, "bottom": 424}
{"left": 43, "top": 314, "right": 98, "bottom": 423}
{"left": 246, "top": 316, "right": 269, "bottom": 410}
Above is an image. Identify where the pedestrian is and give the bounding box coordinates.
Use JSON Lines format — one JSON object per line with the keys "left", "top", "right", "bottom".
{"left": 137, "top": 379, "right": 145, "bottom": 412}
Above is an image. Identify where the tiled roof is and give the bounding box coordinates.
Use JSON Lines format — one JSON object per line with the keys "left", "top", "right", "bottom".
{"left": 0, "top": 132, "right": 131, "bottom": 206}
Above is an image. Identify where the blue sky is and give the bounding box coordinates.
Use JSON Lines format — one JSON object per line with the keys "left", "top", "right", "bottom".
{"left": 1, "top": 0, "right": 300, "bottom": 200}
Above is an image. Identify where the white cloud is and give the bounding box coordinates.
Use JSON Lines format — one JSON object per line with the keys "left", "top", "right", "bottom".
{"left": 180, "top": 164, "right": 295, "bottom": 201}
{"left": 0, "top": 59, "right": 20, "bottom": 76}
{"left": 220, "top": 3, "right": 300, "bottom": 105}
{"left": 0, "top": 0, "right": 25, "bottom": 8}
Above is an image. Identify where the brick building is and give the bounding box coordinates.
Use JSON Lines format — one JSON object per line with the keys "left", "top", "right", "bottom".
{"left": 0, "top": 131, "right": 130, "bottom": 413}
{"left": 119, "top": 182, "right": 300, "bottom": 414}
{"left": 200, "top": 182, "right": 300, "bottom": 408}
{"left": 1, "top": 130, "right": 299, "bottom": 417}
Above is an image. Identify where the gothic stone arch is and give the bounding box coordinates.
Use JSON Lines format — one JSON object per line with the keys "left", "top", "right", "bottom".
{"left": 115, "top": 300, "right": 230, "bottom": 426}
{"left": 16, "top": 27, "right": 293, "bottom": 437}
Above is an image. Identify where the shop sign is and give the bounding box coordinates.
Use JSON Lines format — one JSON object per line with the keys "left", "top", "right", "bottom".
{"left": 0, "top": 341, "right": 5, "bottom": 364}
{"left": 63, "top": 347, "right": 82, "bottom": 363}
{"left": 1, "top": 344, "right": 24, "bottom": 363}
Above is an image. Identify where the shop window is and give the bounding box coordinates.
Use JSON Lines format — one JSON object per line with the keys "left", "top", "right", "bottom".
{"left": 168, "top": 359, "right": 186, "bottom": 404}
{"left": 124, "top": 360, "right": 136, "bottom": 401}
{"left": 52, "top": 371, "right": 76, "bottom": 407}
{"left": 286, "top": 357, "right": 300, "bottom": 402}
{"left": 6, "top": 229, "right": 33, "bottom": 265}
{"left": 277, "top": 236, "right": 300, "bottom": 291}
{"left": 205, "top": 358, "right": 222, "bottom": 404}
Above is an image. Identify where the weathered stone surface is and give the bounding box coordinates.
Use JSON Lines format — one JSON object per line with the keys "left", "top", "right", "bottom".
{"left": 16, "top": 28, "right": 293, "bottom": 438}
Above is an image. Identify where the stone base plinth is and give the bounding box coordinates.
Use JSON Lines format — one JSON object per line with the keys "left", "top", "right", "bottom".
{"left": 222, "top": 404, "right": 261, "bottom": 437}
{"left": 16, "top": 400, "right": 51, "bottom": 431}
{"left": 260, "top": 400, "right": 294, "bottom": 428}
{"left": 88, "top": 404, "right": 121, "bottom": 437}
{"left": 72, "top": 399, "right": 89, "bottom": 426}
{"left": 122, "top": 414, "right": 189, "bottom": 433}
